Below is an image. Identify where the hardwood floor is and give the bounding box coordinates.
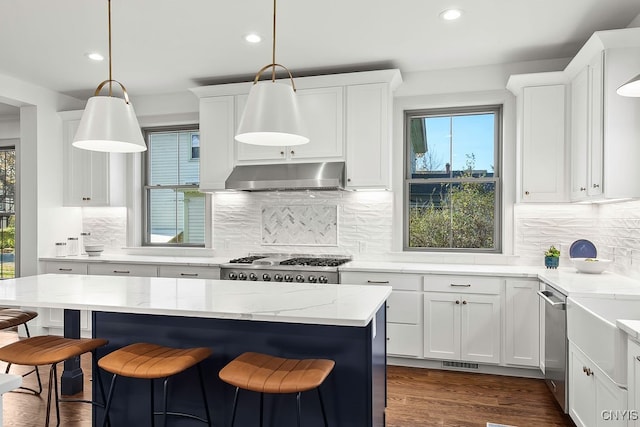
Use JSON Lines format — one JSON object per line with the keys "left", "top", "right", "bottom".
{"left": 0, "top": 332, "right": 573, "bottom": 426}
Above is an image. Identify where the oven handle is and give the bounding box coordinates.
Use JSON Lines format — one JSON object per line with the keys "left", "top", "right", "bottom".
{"left": 537, "top": 290, "right": 566, "bottom": 310}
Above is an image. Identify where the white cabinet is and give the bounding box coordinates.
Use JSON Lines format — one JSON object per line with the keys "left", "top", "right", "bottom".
{"left": 340, "top": 271, "right": 421, "bottom": 358}
{"left": 158, "top": 265, "right": 220, "bottom": 279}
{"left": 628, "top": 339, "right": 640, "bottom": 427}
{"left": 236, "top": 87, "right": 344, "bottom": 163}
{"left": 570, "top": 52, "right": 604, "bottom": 201}
{"left": 87, "top": 263, "right": 158, "bottom": 277}
{"left": 504, "top": 279, "right": 539, "bottom": 367}
{"left": 42, "top": 261, "right": 90, "bottom": 332}
{"left": 345, "top": 83, "right": 392, "bottom": 189}
{"left": 518, "top": 83, "right": 567, "bottom": 202}
{"left": 60, "top": 110, "right": 126, "bottom": 207}
{"left": 198, "top": 96, "right": 235, "bottom": 192}
{"left": 569, "top": 341, "right": 627, "bottom": 427}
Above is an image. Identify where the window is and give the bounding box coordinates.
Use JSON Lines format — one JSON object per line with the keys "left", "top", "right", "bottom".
{"left": 143, "top": 127, "right": 205, "bottom": 246}
{"left": 404, "top": 105, "right": 501, "bottom": 252}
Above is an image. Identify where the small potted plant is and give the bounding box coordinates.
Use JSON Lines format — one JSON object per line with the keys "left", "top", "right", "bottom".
{"left": 544, "top": 245, "right": 560, "bottom": 269}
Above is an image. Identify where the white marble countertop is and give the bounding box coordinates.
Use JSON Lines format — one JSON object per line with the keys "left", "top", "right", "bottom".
{"left": 0, "top": 274, "right": 390, "bottom": 327}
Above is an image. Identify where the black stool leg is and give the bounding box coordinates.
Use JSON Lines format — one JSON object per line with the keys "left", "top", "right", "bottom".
{"left": 52, "top": 364, "right": 61, "bottom": 427}
{"left": 196, "top": 364, "right": 212, "bottom": 427}
{"left": 230, "top": 387, "right": 240, "bottom": 427}
{"left": 44, "top": 366, "right": 55, "bottom": 427}
{"left": 150, "top": 379, "right": 155, "bottom": 427}
{"left": 23, "top": 322, "right": 43, "bottom": 394}
{"left": 296, "top": 392, "right": 302, "bottom": 427}
{"left": 102, "top": 374, "right": 118, "bottom": 427}
{"left": 318, "top": 387, "right": 329, "bottom": 427}
{"left": 259, "top": 392, "right": 264, "bottom": 427}
{"left": 162, "top": 378, "right": 169, "bottom": 427}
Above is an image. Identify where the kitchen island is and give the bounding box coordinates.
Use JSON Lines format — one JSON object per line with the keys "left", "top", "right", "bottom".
{"left": 0, "top": 274, "right": 390, "bottom": 426}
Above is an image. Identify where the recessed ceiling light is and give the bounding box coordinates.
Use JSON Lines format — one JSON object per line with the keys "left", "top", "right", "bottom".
{"left": 86, "top": 52, "right": 104, "bottom": 61}
{"left": 440, "top": 8, "right": 463, "bottom": 21}
{"left": 244, "top": 33, "right": 262, "bottom": 44}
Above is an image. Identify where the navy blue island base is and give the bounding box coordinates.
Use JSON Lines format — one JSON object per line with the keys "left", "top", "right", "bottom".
{"left": 89, "top": 307, "right": 387, "bottom": 427}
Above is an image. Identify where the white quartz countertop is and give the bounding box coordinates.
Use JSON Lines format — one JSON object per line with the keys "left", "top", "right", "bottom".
{"left": 0, "top": 274, "right": 390, "bottom": 327}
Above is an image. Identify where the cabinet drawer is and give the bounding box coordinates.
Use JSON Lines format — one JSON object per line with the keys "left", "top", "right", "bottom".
{"left": 387, "top": 323, "right": 422, "bottom": 357}
{"left": 158, "top": 265, "right": 220, "bottom": 279}
{"left": 88, "top": 263, "right": 158, "bottom": 277}
{"left": 423, "top": 274, "right": 503, "bottom": 295}
{"left": 386, "top": 291, "right": 420, "bottom": 324}
{"left": 44, "top": 262, "right": 88, "bottom": 275}
{"left": 340, "top": 272, "right": 420, "bottom": 291}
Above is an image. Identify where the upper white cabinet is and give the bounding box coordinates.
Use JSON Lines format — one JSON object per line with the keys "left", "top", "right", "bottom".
{"left": 60, "top": 110, "right": 126, "bottom": 207}
{"left": 191, "top": 69, "right": 402, "bottom": 191}
{"left": 507, "top": 74, "right": 568, "bottom": 202}
{"left": 236, "top": 87, "right": 344, "bottom": 163}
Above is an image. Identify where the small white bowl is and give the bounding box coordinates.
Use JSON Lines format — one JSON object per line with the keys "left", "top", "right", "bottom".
{"left": 86, "top": 250, "right": 103, "bottom": 257}
{"left": 571, "top": 257, "right": 612, "bottom": 274}
{"left": 84, "top": 244, "right": 104, "bottom": 252}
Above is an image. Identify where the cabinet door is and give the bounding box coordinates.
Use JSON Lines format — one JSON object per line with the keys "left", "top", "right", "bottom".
{"left": 571, "top": 67, "right": 590, "bottom": 201}
{"left": 345, "top": 83, "right": 390, "bottom": 189}
{"left": 423, "top": 292, "right": 460, "bottom": 360}
{"left": 521, "top": 85, "right": 566, "bottom": 202}
{"left": 595, "top": 372, "right": 627, "bottom": 427}
{"left": 628, "top": 339, "right": 640, "bottom": 427}
{"left": 44, "top": 261, "right": 88, "bottom": 275}
{"left": 87, "top": 263, "right": 158, "bottom": 277}
{"left": 587, "top": 52, "right": 604, "bottom": 198}
{"left": 386, "top": 291, "right": 420, "bottom": 324}
{"left": 504, "top": 279, "right": 540, "bottom": 367}
{"left": 569, "top": 344, "right": 597, "bottom": 427}
{"left": 387, "top": 323, "right": 421, "bottom": 358}
{"left": 461, "top": 294, "right": 501, "bottom": 364}
{"left": 292, "top": 87, "right": 343, "bottom": 160}
{"left": 199, "top": 96, "right": 236, "bottom": 191}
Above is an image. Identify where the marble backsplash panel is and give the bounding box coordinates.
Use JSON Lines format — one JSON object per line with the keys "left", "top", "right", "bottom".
{"left": 261, "top": 205, "right": 338, "bottom": 246}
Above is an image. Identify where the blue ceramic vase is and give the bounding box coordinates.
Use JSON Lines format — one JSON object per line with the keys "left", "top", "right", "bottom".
{"left": 545, "top": 256, "right": 559, "bottom": 269}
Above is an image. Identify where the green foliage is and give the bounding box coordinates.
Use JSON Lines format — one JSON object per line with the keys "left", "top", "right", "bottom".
{"left": 0, "top": 227, "right": 14, "bottom": 250}
{"left": 409, "top": 155, "right": 495, "bottom": 249}
{"left": 545, "top": 245, "right": 560, "bottom": 257}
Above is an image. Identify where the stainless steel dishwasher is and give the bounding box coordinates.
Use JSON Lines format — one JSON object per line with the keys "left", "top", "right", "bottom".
{"left": 538, "top": 283, "right": 568, "bottom": 413}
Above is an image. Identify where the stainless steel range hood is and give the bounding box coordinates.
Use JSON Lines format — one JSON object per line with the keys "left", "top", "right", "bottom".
{"left": 225, "top": 161, "right": 345, "bottom": 191}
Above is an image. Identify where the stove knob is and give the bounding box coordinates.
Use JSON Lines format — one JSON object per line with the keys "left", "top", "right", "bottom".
{"left": 274, "top": 274, "right": 283, "bottom": 282}
{"left": 308, "top": 275, "right": 317, "bottom": 283}
{"left": 249, "top": 273, "right": 258, "bottom": 281}
{"left": 318, "top": 276, "right": 328, "bottom": 284}
{"left": 262, "top": 274, "right": 272, "bottom": 281}
{"left": 228, "top": 272, "right": 237, "bottom": 280}
{"left": 295, "top": 274, "right": 305, "bottom": 283}
{"left": 284, "top": 274, "right": 294, "bottom": 282}
{"left": 238, "top": 272, "right": 247, "bottom": 280}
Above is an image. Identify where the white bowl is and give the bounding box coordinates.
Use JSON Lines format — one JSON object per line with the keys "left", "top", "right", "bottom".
{"left": 84, "top": 244, "right": 104, "bottom": 252}
{"left": 571, "top": 257, "right": 612, "bottom": 274}
{"left": 86, "top": 250, "right": 103, "bottom": 257}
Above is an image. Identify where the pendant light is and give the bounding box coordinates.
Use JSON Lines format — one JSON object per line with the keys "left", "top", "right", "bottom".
{"left": 73, "top": 0, "right": 146, "bottom": 153}
{"left": 617, "top": 73, "right": 640, "bottom": 97}
{"left": 235, "top": 0, "right": 308, "bottom": 146}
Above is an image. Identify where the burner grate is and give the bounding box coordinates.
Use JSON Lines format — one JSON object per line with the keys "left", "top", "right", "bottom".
{"left": 229, "top": 256, "right": 267, "bottom": 264}
{"left": 280, "top": 257, "right": 350, "bottom": 267}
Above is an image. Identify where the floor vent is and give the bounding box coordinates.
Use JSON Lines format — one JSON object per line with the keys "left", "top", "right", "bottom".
{"left": 442, "top": 361, "right": 479, "bottom": 370}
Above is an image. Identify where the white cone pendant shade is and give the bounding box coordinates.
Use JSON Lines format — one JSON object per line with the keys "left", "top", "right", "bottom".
{"left": 73, "top": 96, "right": 146, "bottom": 153}
{"left": 235, "top": 81, "right": 309, "bottom": 146}
{"left": 617, "top": 73, "right": 640, "bottom": 97}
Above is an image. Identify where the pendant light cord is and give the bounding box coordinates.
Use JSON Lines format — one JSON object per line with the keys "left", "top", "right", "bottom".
{"left": 271, "top": 0, "right": 276, "bottom": 82}
{"left": 108, "top": 0, "right": 113, "bottom": 96}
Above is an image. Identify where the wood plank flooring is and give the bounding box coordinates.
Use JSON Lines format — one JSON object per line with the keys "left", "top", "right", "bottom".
{"left": 0, "top": 332, "right": 573, "bottom": 426}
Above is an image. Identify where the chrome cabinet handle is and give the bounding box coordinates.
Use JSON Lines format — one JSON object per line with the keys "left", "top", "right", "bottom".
{"left": 113, "top": 270, "right": 130, "bottom": 274}
{"left": 593, "top": 183, "right": 600, "bottom": 188}
{"left": 450, "top": 284, "right": 471, "bottom": 287}
{"left": 580, "top": 187, "right": 587, "bottom": 191}
{"left": 582, "top": 366, "right": 593, "bottom": 376}
{"left": 537, "top": 291, "right": 566, "bottom": 308}
{"left": 367, "top": 280, "right": 390, "bottom": 284}
{"left": 180, "top": 273, "right": 199, "bottom": 277}
{"left": 58, "top": 268, "right": 72, "bottom": 272}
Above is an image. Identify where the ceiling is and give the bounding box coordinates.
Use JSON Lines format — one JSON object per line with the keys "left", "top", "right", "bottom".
{"left": 0, "top": 0, "right": 640, "bottom": 101}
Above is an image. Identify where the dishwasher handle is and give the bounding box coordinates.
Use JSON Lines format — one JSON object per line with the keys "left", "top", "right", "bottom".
{"left": 537, "top": 290, "right": 566, "bottom": 309}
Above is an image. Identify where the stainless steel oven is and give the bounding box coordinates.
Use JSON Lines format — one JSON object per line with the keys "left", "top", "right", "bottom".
{"left": 538, "top": 283, "right": 568, "bottom": 413}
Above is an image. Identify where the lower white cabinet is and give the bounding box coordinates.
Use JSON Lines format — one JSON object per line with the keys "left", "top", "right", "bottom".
{"left": 42, "top": 261, "right": 91, "bottom": 332}
{"left": 340, "top": 271, "right": 422, "bottom": 357}
{"left": 504, "top": 279, "right": 540, "bottom": 367}
{"left": 569, "top": 341, "right": 626, "bottom": 427}
{"left": 87, "top": 263, "right": 158, "bottom": 277}
{"left": 628, "top": 339, "right": 640, "bottom": 427}
{"left": 158, "top": 265, "right": 220, "bottom": 279}
{"left": 423, "top": 291, "right": 501, "bottom": 364}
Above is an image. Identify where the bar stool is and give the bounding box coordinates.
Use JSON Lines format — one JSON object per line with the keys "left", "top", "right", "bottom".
{"left": 0, "top": 308, "right": 42, "bottom": 394}
{"left": 219, "top": 352, "right": 335, "bottom": 427}
{"left": 98, "top": 342, "right": 212, "bottom": 427}
{"left": 0, "top": 335, "right": 108, "bottom": 427}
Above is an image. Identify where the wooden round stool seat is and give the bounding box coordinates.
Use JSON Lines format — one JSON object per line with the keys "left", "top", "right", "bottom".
{"left": 219, "top": 351, "right": 335, "bottom": 394}
{"left": 0, "top": 335, "right": 108, "bottom": 366}
{"left": 0, "top": 309, "right": 38, "bottom": 330}
{"left": 219, "top": 352, "right": 335, "bottom": 427}
{"left": 98, "top": 342, "right": 212, "bottom": 379}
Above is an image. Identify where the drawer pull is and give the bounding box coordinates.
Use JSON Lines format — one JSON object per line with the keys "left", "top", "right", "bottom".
{"left": 180, "top": 273, "right": 199, "bottom": 277}
{"left": 58, "top": 268, "right": 73, "bottom": 272}
{"left": 450, "top": 284, "right": 471, "bottom": 287}
{"left": 367, "top": 280, "right": 390, "bottom": 284}
{"left": 462, "top": 300, "right": 467, "bottom": 305}
{"left": 455, "top": 300, "right": 460, "bottom": 305}
{"left": 113, "top": 270, "right": 130, "bottom": 274}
